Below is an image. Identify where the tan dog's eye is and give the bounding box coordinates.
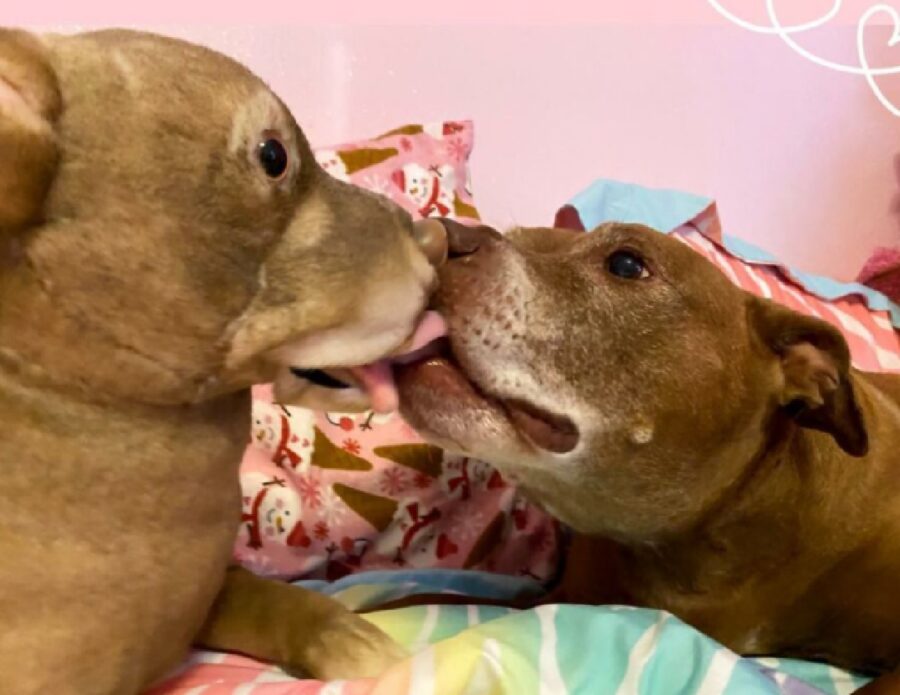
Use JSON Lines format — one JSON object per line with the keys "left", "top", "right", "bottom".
{"left": 257, "top": 137, "right": 289, "bottom": 179}
{"left": 607, "top": 250, "right": 650, "bottom": 280}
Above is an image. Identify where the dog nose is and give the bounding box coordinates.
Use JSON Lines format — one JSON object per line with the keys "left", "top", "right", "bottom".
{"left": 411, "top": 218, "right": 449, "bottom": 267}
{"left": 427, "top": 218, "right": 502, "bottom": 259}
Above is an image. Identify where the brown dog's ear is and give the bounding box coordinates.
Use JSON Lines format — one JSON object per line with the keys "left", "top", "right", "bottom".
{"left": 0, "top": 29, "right": 61, "bottom": 235}
{"left": 553, "top": 204, "right": 586, "bottom": 231}
{"left": 748, "top": 297, "right": 868, "bottom": 457}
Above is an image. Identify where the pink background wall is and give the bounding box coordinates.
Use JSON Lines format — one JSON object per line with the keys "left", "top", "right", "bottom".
{"left": 20, "top": 13, "right": 900, "bottom": 281}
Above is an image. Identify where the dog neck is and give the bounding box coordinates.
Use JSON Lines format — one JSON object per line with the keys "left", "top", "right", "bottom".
{"left": 623, "top": 371, "right": 894, "bottom": 599}
{"left": 0, "top": 258, "right": 218, "bottom": 406}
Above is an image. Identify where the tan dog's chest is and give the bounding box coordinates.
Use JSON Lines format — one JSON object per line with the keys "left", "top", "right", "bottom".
{"left": 0, "top": 370, "right": 249, "bottom": 692}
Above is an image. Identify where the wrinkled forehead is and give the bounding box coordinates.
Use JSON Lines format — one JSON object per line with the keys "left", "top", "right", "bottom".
{"left": 591, "top": 221, "right": 675, "bottom": 248}
{"left": 508, "top": 222, "right": 673, "bottom": 255}
{"left": 510, "top": 221, "right": 740, "bottom": 297}
{"left": 506, "top": 225, "right": 585, "bottom": 253}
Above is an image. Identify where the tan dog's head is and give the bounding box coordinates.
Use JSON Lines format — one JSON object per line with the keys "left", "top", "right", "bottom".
{"left": 0, "top": 29, "right": 445, "bottom": 409}
{"left": 397, "top": 220, "right": 867, "bottom": 541}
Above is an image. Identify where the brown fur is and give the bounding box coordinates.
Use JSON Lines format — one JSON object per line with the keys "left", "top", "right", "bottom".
{"left": 0, "top": 28, "right": 444, "bottom": 693}
{"left": 394, "top": 219, "right": 900, "bottom": 688}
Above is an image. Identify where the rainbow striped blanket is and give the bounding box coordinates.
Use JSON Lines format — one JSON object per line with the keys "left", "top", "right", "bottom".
{"left": 151, "top": 570, "right": 870, "bottom": 695}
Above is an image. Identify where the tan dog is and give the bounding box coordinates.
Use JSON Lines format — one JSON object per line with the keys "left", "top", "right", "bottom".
{"left": 0, "top": 28, "right": 449, "bottom": 694}
{"left": 396, "top": 219, "right": 900, "bottom": 687}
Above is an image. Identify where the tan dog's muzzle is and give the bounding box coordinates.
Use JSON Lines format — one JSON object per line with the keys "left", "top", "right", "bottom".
{"left": 272, "top": 218, "right": 449, "bottom": 413}
{"left": 411, "top": 218, "right": 449, "bottom": 269}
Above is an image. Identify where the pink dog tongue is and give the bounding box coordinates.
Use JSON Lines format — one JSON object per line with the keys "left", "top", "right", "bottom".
{"left": 349, "top": 361, "right": 398, "bottom": 414}
{"left": 350, "top": 311, "right": 447, "bottom": 414}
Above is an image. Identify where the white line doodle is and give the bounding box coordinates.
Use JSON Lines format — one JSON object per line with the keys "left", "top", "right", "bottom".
{"left": 709, "top": 0, "right": 900, "bottom": 115}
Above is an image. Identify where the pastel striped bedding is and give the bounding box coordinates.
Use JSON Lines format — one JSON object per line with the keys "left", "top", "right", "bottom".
{"left": 149, "top": 570, "right": 870, "bottom": 695}
{"left": 675, "top": 226, "right": 900, "bottom": 374}
{"left": 150, "top": 181, "right": 897, "bottom": 694}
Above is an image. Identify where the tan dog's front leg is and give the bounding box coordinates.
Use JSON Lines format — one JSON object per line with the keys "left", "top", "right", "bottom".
{"left": 197, "top": 566, "right": 407, "bottom": 680}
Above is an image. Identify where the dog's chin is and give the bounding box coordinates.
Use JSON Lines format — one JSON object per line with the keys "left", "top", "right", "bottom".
{"left": 395, "top": 348, "right": 580, "bottom": 456}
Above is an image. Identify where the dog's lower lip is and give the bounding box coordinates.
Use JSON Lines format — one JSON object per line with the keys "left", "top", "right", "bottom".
{"left": 392, "top": 337, "right": 448, "bottom": 365}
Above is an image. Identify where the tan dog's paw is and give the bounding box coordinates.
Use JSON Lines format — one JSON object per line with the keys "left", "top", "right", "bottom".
{"left": 291, "top": 609, "right": 409, "bottom": 681}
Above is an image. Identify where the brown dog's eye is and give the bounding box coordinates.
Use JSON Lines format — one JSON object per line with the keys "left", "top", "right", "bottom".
{"left": 607, "top": 250, "right": 650, "bottom": 280}
{"left": 258, "top": 138, "right": 289, "bottom": 179}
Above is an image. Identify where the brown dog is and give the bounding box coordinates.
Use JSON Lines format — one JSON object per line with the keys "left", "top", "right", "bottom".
{"left": 396, "top": 219, "right": 900, "bottom": 684}
{"left": 0, "top": 28, "right": 448, "bottom": 693}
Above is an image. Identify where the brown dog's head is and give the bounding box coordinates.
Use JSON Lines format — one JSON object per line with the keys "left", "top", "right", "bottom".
{"left": 0, "top": 29, "right": 445, "bottom": 409}
{"left": 397, "top": 220, "right": 867, "bottom": 541}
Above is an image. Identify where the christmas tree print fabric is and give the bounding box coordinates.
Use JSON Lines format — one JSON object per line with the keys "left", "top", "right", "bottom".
{"left": 236, "top": 388, "right": 559, "bottom": 581}
{"left": 313, "top": 120, "right": 481, "bottom": 223}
